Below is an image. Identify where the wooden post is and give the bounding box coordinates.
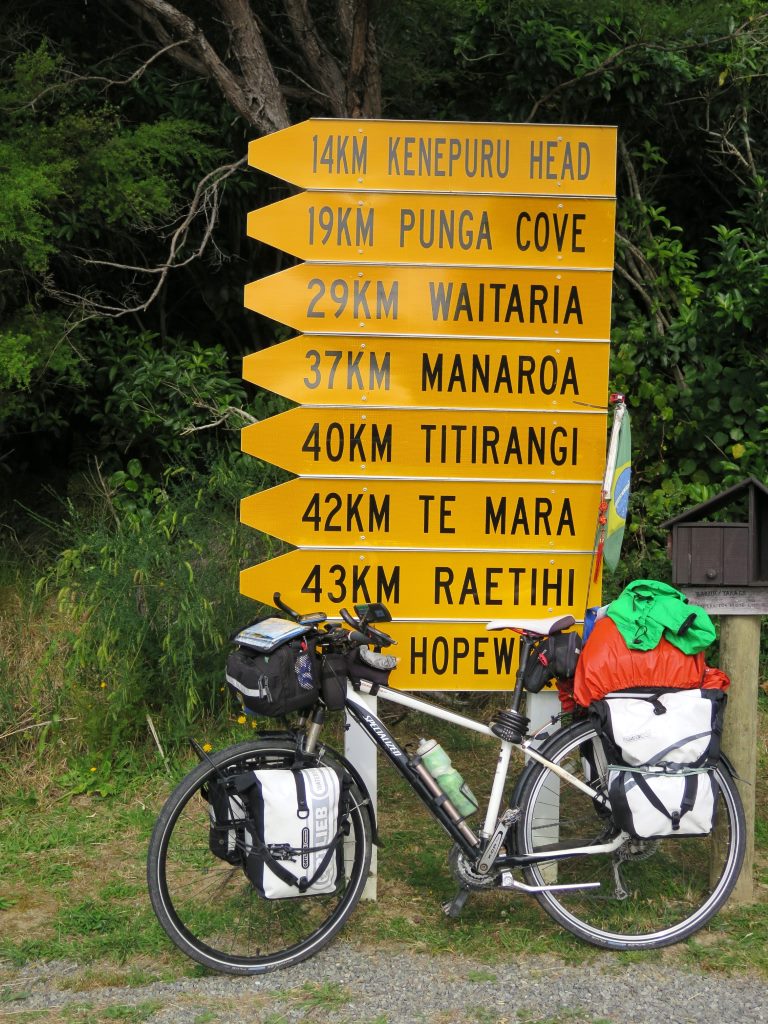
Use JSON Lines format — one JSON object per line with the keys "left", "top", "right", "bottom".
{"left": 718, "top": 614, "right": 760, "bottom": 904}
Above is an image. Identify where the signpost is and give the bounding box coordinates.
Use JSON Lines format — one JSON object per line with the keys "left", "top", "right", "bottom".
{"left": 240, "top": 549, "right": 593, "bottom": 620}
{"left": 241, "top": 478, "right": 601, "bottom": 551}
{"left": 241, "top": 407, "right": 607, "bottom": 479}
{"left": 241, "top": 115, "right": 616, "bottom": 689}
{"left": 243, "top": 118, "right": 616, "bottom": 898}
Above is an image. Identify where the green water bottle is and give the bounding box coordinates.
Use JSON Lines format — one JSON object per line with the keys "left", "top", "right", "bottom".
{"left": 416, "top": 738, "right": 478, "bottom": 817}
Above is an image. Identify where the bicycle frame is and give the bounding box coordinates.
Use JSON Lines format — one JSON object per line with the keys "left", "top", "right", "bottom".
{"left": 340, "top": 680, "right": 626, "bottom": 871}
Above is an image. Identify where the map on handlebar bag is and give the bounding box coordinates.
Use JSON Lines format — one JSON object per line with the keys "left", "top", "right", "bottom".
{"left": 233, "top": 617, "right": 311, "bottom": 653}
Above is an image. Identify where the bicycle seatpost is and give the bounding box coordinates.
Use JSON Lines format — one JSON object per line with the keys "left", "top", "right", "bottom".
{"left": 489, "top": 631, "right": 533, "bottom": 744}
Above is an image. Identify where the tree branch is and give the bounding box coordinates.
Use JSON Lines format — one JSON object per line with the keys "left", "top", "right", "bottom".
{"left": 48, "top": 156, "right": 246, "bottom": 319}
{"left": 117, "top": 0, "right": 290, "bottom": 131}
{"left": 283, "top": 0, "right": 347, "bottom": 115}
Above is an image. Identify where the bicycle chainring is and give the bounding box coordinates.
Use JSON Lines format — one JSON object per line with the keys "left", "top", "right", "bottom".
{"left": 448, "top": 844, "right": 499, "bottom": 890}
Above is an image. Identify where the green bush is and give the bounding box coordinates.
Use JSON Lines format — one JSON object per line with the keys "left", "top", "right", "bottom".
{"left": 36, "top": 449, "right": 284, "bottom": 751}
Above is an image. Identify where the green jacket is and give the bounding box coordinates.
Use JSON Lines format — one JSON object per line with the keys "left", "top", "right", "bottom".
{"left": 606, "top": 579, "right": 716, "bottom": 653}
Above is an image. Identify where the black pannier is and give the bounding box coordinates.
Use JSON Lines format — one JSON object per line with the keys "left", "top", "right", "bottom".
{"left": 522, "top": 631, "right": 582, "bottom": 693}
{"left": 226, "top": 618, "right": 320, "bottom": 717}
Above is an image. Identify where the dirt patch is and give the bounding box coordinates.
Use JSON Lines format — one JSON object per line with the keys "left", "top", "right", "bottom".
{"left": 1, "top": 891, "right": 59, "bottom": 941}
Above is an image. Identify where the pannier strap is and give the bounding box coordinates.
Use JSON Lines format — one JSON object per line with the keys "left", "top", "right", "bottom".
{"left": 293, "top": 772, "right": 310, "bottom": 820}
{"left": 249, "top": 821, "right": 346, "bottom": 893}
{"left": 646, "top": 730, "right": 714, "bottom": 767}
{"left": 632, "top": 772, "right": 699, "bottom": 831}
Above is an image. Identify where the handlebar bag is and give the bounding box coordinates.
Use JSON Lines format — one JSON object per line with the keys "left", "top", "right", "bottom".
{"left": 234, "top": 765, "right": 349, "bottom": 899}
{"left": 589, "top": 687, "right": 726, "bottom": 839}
{"left": 226, "top": 633, "right": 320, "bottom": 717}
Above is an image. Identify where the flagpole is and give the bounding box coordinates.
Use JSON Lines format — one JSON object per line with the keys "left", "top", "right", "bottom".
{"left": 586, "top": 393, "right": 627, "bottom": 612}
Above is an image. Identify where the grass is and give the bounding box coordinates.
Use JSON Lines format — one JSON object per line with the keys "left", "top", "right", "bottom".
{"left": 0, "top": 696, "right": 766, "bottom": 986}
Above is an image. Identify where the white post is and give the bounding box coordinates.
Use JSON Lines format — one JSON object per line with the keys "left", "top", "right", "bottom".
{"left": 345, "top": 693, "right": 378, "bottom": 899}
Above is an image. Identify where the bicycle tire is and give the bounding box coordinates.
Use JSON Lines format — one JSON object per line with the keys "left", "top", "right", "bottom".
{"left": 147, "top": 739, "right": 372, "bottom": 975}
{"left": 513, "top": 718, "right": 746, "bottom": 950}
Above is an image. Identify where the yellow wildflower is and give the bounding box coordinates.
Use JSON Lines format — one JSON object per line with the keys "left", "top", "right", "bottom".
{"left": 100, "top": 681, "right": 107, "bottom": 689}
{"left": 237, "top": 715, "right": 247, "bottom": 725}
{"left": 202, "top": 743, "right": 213, "bottom": 753}
{"left": 90, "top": 766, "right": 97, "bottom": 773}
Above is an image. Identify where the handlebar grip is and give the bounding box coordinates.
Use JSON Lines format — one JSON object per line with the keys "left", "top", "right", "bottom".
{"left": 273, "top": 592, "right": 301, "bottom": 621}
{"left": 339, "top": 607, "right": 358, "bottom": 629}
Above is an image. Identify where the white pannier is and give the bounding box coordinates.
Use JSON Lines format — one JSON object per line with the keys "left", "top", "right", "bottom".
{"left": 242, "top": 766, "right": 345, "bottom": 899}
{"left": 588, "top": 688, "right": 726, "bottom": 840}
{"left": 207, "top": 765, "right": 348, "bottom": 899}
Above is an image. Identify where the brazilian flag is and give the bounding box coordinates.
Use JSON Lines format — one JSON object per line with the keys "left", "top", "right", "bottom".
{"left": 603, "top": 409, "right": 631, "bottom": 571}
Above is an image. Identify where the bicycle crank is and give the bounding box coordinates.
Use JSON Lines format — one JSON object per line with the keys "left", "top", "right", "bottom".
{"left": 476, "top": 808, "right": 519, "bottom": 874}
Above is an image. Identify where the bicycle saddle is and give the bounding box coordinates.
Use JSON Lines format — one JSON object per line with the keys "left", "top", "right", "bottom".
{"left": 486, "top": 614, "right": 576, "bottom": 636}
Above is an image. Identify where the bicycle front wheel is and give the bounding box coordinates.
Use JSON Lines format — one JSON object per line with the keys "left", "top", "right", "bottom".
{"left": 147, "top": 739, "right": 372, "bottom": 975}
{"left": 514, "top": 719, "right": 746, "bottom": 950}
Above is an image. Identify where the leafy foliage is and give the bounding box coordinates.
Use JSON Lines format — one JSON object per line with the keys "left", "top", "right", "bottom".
{"left": 37, "top": 451, "right": 282, "bottom": 748}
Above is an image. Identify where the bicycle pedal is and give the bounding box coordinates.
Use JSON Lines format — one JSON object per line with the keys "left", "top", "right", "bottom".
{"left": 442, "top": 886, "right": 471, "bottom": 918}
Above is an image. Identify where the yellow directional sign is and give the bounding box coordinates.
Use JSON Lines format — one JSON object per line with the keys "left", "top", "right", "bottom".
{"left": 243, "top": 335, "right": 609, "bottom": 411}
{"left": 383, "top": 620, "right": 569, "bottom": 691}
{"left": 241, "top": 478, "right": 601, "bottom": 551}
{"left": 248, "top": 119, "right": 617, "bottom": 196}
{"left": 247, "top": 192, "right": 616, "bottom": 268}
{"left": 241, "top": 407, "right": 607, "bottom": 480}
{"left": 240, "top": 549, "right": 594, "bottom": 620}
{"left": 244, "top": 264, "right": 613, "bottom": 339}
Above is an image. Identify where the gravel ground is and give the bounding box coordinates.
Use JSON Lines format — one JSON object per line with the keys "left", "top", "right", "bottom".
{"left": 2, "top": 941, "right": 768, "bottom": 1024}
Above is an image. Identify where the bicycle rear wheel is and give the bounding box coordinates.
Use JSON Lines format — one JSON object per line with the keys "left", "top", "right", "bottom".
{"left": 514, "top": 719, "right": 746, "bottom": 950}
{"left": 147, "top": 739, "right": 372, "bottom": 974}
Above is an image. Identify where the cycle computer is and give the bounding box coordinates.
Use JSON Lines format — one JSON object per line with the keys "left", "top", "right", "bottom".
{"left": 354, "top": 603, "right": 391, "bottom": 624}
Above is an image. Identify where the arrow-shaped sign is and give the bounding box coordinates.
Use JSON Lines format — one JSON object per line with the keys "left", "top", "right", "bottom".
{"left": 247, "top": 191, "right": 616, "bottom": 268}
{"left": 244, "top": 264, "right": 613, "bottom": 339}
{"left": 241, "top": 407, "right": 606, "bottom": 480}
{"left": 241, "top": 549, "right": 594, "bottom": 620}
{"left": 242, "top": 335, "right": 610, "bottom": 411}
{"left": 241, "top": 478, "right": 601, "bottom": 550}
{"left": 248, "top": 119, "right": 617, "bottom": 196}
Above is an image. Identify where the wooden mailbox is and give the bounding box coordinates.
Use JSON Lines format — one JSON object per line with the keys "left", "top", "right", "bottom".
{"left": 663, "top": 476, "right": 768, "bottom": 598}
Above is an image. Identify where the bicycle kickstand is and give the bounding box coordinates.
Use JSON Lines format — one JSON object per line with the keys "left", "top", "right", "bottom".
{"left": 442, "top": 885, "right": 472, "bottom": 918}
